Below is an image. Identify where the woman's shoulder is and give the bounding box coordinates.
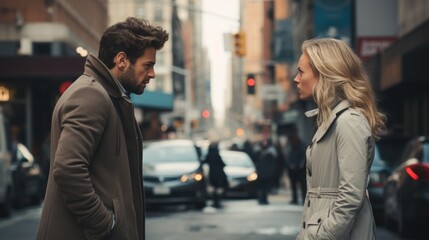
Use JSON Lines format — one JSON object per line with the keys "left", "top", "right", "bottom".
{"left": 336, "top": 107, "right": 371, "bottom": 136}
{"left": 337, "top": 107, "right": 366, "bottom": 124}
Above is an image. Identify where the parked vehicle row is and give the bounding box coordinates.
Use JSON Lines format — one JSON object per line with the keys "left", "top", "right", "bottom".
{"left": 0, "top": 107, "right": 44, "bottom": 218}
{"left": 140, "top": 134, "right": 429, "bottom": 239}
{"left": 11, "top": 142, "right": 44, "bottom": 207}
{"left": 364, "top": 135, "right": 429, "bottom": 238}
{"left": 367, "top": 145, "right": 392, "bottom": 216}
{"left": 383, "top": 136, "right": 429, "bottom": 238}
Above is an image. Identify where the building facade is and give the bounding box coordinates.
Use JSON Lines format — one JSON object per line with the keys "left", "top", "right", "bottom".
{"left": 0, "top": 0, "right": 108, "bottom": 158}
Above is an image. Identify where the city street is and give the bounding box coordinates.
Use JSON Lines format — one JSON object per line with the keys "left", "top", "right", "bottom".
{"left": 0, "top": 190, "right": 416, "bottom": 240}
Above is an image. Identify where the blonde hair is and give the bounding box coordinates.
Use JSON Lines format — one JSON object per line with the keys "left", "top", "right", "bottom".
{"left": 302, "top": 38, "right": 386, "bottom": 138}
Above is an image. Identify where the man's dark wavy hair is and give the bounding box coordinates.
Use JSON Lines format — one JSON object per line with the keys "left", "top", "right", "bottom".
{"left": 98, "top": 17, "right": 169, "bottom": 68}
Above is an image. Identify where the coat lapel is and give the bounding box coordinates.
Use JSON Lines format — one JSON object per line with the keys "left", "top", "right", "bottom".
{"left": 307, "top": 100, "right": 351, "bottom": 143}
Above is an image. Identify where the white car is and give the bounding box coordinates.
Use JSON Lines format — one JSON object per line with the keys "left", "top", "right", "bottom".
{"left": 220, "top": 150, "right": 258, "bottom": 198}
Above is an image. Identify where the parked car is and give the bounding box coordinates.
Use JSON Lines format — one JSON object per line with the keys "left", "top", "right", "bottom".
{"left": 368, "top": 145, "right": 392, "bottom": 217}
{"left": 0, "top": 107, "right": 13, "bottom": 217}
{"left": 220, "top": 150, "right": 258, "bottom": 198}
{"left": 383, "top": 136, "right": 429, "bottom": 237}
{"left": 142, "top": 139, "right": 207, "bottom": 210}
{"left": 10, "top": 142, "right": 43, "bottom": 207}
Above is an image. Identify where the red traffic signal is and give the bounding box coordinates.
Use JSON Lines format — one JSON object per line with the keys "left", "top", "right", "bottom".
{"left": 246, "top": 74, "right": 256, "bottom": 95}
{"left": 247, "top": 77, "right": 255, "bottom": 87}
{"left": 201, "top": 109, "right": 210, "bottom": 118}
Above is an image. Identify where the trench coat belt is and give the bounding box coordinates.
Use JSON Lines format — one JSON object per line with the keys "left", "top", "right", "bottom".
{"left": 307, "top": 187, "right": 339, "bottom": 198}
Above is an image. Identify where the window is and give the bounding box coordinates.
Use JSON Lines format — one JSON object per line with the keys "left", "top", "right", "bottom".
{"left": 136, "top": 6, "right": 145, "bottom": 18}
{"left": 154, "top": 6, "right": 163, "bottom": 22}
{"left": 32, "top": 42, "right": 51, "bottom": 56}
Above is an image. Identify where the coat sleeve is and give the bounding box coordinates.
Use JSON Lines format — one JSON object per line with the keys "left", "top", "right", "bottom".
{"left": 318, "top": 112, "right": 372, "bottom": 240}
{"left": 52, "top": 83, "right": 114, "bottom": 240}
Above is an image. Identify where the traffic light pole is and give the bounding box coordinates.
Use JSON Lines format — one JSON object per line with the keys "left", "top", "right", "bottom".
{"left": 171, "top": 65, "right": 191, "bottom": 138}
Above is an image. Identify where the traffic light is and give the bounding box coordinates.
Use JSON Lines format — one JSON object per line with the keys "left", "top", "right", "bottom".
{"left": 201, "top": 109, "right": 210, "bottom": 119}
{"left": 233, "top": 31, "right": 246, "bottom": 57}
{"left": 246, "top": 74, "right": 256, "bottom": 95}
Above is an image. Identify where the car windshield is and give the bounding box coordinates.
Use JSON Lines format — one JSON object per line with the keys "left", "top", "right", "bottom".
{"left": 220, "top": 151, "right": 253, "bottom": 167}
{"left": 143, "top": 144, "right": 199, "bottom": 164}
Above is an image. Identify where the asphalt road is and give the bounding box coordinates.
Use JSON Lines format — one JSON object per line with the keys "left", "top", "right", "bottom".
{"left": 0, "top": 189, "right": 419, "bottom": 240}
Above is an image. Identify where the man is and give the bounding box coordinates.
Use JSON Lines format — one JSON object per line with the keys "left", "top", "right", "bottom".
{"left": 37, "top": 17, "right": 168, "bottom": 240}
{"left": 254, "top": 139, "right": 278, "bottom": 205}
{"left": 284, "top": 133, "right": 307, "bottom": 205}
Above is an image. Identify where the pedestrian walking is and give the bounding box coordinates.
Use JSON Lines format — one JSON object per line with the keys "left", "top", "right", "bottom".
{"left": 254, "top": 138, "right": 278, "bottom": 205}
{"left": 204, "top": 142, "right": 228, "bottom": 208}
{"left": 294, "top": 38, "right": 385, "bottom": 240}
{"left": 37, "top": 17, "right": 168, "bottom": 240}
{"left": 284, "top": 133, "right": 307, "bottom": 205}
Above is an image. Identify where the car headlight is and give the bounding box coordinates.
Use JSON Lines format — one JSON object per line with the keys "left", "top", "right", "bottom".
{"left": 247, "top": 172, "right": 258, "bottom": 182}
{"left": 180, "top": 172, "right": 204, "bottom": 183}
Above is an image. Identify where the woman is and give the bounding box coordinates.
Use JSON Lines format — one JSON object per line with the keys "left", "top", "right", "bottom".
{"left": 294, "top": 38, "right": 385, "bottom": 240}
{"left": 204, "top": 142, "right": 228, "bottom": 208}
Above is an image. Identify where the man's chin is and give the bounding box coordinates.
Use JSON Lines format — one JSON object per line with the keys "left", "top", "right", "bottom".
{"left": 135, "top": 89, "right": 145, "bottom": 95}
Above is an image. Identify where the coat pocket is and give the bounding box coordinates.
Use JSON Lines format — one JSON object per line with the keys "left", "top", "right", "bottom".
{"left": 110, "top": 199, "right": 123, "bottom": 234}
{"left": 304, "top": 208, "right": 331, "bottom": 240}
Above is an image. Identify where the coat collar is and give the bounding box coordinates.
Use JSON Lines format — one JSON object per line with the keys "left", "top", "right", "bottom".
{"left": 83, "top": 53, "right": 128, "bottom": 100}
{"left": 306, "top": 100, "right": 351, "bottom": 143}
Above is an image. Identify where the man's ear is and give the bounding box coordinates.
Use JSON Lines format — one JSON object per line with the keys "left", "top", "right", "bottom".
{"left": 114, "top": 52, "right": 128, "bottom": 71}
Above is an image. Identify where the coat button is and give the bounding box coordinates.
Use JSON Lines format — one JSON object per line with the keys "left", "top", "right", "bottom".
{"left": 303, "top": 221, "right": 306, "bottom": 229}
{"left": 317, "top": 218, "right": 321, "bottom": 223}
{"left": 308, "top": 200, "right": 310, "bottom": 207}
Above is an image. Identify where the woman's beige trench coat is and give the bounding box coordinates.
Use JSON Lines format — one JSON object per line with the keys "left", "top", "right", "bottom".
{"left": 296, "top": 100, "right": 377, "bottom": 240}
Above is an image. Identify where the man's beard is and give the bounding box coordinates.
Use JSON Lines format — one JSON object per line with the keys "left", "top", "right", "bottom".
{"left": 119, "top": 65, "right": 140, "bottom": 94}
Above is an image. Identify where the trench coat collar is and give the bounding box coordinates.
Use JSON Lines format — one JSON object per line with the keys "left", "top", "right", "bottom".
{"left": 306, "top": 100, "right": 351, "bottom": 143}
{"left": 83, "top": 53, "right": 128, "bottom": 100}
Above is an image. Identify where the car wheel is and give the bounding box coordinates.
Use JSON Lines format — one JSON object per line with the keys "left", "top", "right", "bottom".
{"left": 195, "top": 200, "right": 206, "bottom": 210}
{"left": 0, "top": 188, "right": 13, "bottom": 218}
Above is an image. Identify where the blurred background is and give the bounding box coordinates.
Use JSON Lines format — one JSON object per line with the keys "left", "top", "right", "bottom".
{"left": 0, "top": 0, "right": 428, "bottom": 239}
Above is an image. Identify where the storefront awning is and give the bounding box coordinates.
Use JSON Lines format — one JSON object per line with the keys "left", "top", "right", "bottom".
{"left": 0, "top": 56, "right": 86, "bottom": 79}
{"left": 380, "top": 19, "right": 429, "bottom": 90}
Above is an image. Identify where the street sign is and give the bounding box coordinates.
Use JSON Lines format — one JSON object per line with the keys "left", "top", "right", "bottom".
{"left": 260, "top": 84, "right": 284, "bottom": 101}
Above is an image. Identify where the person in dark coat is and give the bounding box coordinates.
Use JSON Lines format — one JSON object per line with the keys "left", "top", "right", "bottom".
{"left": 254, "top": 138, "right": 278, "bottom": 205}
{"left": 284, "top": 133, "right": 307, "bottom": 204}
{"left": 37, "top": 17, "right": 168, "bottom": 240}
{"left": 204, "top": 142, "right": 228, "bottom": 208}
